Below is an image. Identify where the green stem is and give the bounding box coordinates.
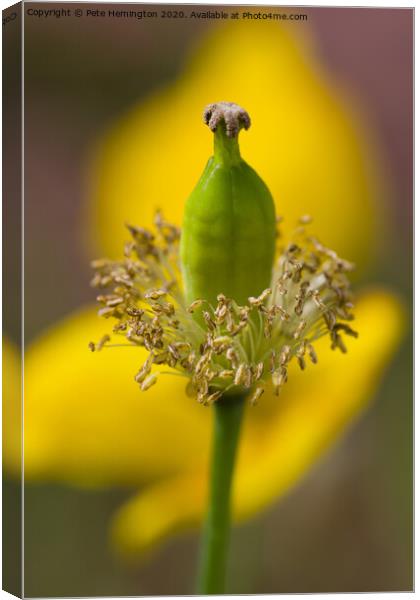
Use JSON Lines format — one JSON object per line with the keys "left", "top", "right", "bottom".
{"left": 197, "top": 394, "right": 246, "bottom": 595}
{"left": 213, "top": 124, "right": 242, "bottom": 167}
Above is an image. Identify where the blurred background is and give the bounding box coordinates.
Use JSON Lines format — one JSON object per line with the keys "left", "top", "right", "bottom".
{"left": 3, "top": 4, "right": 412, "bottom": 596}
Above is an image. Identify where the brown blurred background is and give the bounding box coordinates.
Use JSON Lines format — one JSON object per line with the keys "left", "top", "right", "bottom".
{"left": 3, "top": 4, "right": 412, "bottom": 595}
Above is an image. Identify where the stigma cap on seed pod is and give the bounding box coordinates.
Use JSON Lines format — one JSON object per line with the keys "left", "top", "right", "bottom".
{"left": 203, "top": 102, "right": 251, "bottom": 138}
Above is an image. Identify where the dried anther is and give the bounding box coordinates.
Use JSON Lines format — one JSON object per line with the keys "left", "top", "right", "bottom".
{"left": 88, "top": 334, "right": 110, "bottom": 352}
{"left": 91, "top": 214, "right": 357, "bottom": 406}
{"left": 250, "top": 386, "right": 265, "bottom": 406}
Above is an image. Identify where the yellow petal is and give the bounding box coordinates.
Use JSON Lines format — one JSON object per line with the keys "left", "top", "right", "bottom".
{"left": 19, "top": 307, "right": 211, "bottom": 487}
{"left": 90, "top": 21, "right": 385, "bottom": 268}
{"left": 111, "top": 472, "right": 205, "bottom": 557}
{"left": 3, "top": 338, "right": 21, "bottom": 473}
{"left": 233, "top": 288, "right": 405, "bottom": 518}
{"left": 111, "top": 289, "right": 404, "bottom": 555}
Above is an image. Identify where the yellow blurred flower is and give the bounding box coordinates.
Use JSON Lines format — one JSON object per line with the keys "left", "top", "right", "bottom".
{"left": 4, "top": 291, "right": 404, "bottom": 556}
{"left": 2, "top": 21, "right": 404, "bottom": 557}
{"left": 89, "top": 20, "right": 386, "bottom": 268}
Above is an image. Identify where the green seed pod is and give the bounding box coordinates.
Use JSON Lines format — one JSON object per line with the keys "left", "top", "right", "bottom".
{"left": 181, "top": 102, "right": 276, "bottom": 306}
